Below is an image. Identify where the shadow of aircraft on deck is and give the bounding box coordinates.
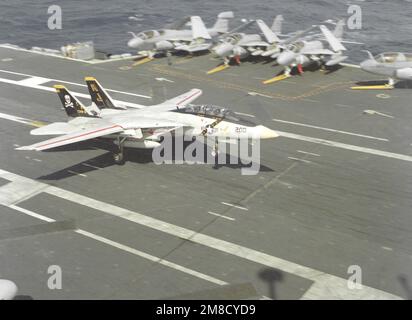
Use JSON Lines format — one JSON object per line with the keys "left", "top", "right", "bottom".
{"left": 38, "top": 138, "right": 274, "bottom": 180}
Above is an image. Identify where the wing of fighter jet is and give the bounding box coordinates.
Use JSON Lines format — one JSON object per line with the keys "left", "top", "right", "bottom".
{"left": 144, "top": 88, "right": 203, "bottom": 111}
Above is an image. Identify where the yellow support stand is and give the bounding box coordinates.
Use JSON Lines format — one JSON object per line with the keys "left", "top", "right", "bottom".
{"left": 30, "top": 121, "right": 47, "bottom": 128}
{"left": 262, "top": 73, "right": 291, "bottom": 84}
{"left": 132, "top": 57, "right": 154, "bottom": 66}
{"left": 351, "top": 84, "right": 394, "bottom": 90}
{"left": 206, "top": 64, "right": 230, "bottom": 75}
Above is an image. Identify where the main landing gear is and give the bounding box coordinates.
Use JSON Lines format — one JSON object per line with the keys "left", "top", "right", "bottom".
{"left": 211, "top": 139, "right": 220, "bottom": 169}
{"left": 113, "top": 137, "right": 127, "bottom": 165}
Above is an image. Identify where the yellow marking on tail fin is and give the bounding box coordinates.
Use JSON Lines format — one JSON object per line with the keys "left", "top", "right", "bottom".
{"left": 84, "top": 76, "right": 96, "bottom": 81}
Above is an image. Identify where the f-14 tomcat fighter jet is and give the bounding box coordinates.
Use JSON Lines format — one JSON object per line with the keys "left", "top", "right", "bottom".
{"left": 353, "top": 51, "right": 412, "bottom": 89}
{"left": 17, "top": 78, "right": 278, "bottom": 164}
{"left": 127, "top": 12, "right": 234, "bottom": 58}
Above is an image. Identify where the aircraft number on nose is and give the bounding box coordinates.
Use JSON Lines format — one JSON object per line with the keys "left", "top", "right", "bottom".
{"left": 235, "top": 127, "right": 247, "bottom": 133}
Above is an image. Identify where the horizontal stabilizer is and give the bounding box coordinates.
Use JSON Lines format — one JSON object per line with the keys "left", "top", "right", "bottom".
{"left": 17, "top": 123, "right": 123, "bottom": 151}
{"left": 30, "top": 122, "right": 80, "bottom": 135}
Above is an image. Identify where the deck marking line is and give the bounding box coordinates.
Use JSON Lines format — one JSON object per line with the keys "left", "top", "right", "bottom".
{"left": 0, "top": 169, "right": 401, "bottom": 299}
{"left": 8, "top": 204, "right": 227, "bottom": 286}
{"left": 221, "top": 202, "right": 248, "bottom": 211}
{"left": 276, "top": 130, "right": 412, "bottom": 163}
{"left": 273, "top": 118, "right": 389, "bottom": 142}
{"left": 208, "top": 211, "right": 236, "bottom": 221}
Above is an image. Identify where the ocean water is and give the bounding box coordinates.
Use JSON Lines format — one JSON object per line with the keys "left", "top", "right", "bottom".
{"left": 0, "top": 0, "right": 411, "bottom": 63}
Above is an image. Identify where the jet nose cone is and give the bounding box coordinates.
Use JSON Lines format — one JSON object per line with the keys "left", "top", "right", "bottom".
{"left": 0, "top": 279, "right": 18, "bottom": 300}
{"left": 127, "top": 37, "right": 144, "bottom": 49}
{"left": 277, "top": 51, "right": 295, "bottom": 66}
{"left": 257, "top": 125, "right": 279, "bottom": 139}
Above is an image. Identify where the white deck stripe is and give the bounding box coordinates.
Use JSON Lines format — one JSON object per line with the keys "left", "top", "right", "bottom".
{"left": 288, "top": 157, "right": 312, "bottom": 164}
{"left": 76, "top": 229, "right": 228, "bottom": 286}
{"left": 221, "top": 202, "right": 248, "bottom": 211}
{"left": 0, "top": 112, "right": 34, "bottom": 125}
{"left": 0, "top": 69, "right": 151, "bottom": 99}
{"left": 7, "top": 204, "right": 227, "bottom": 286}
{"left": 0, "top": 169, "right": 401, "bottom": 299}
{"left": 297, "top": 150, "right": 321, "bottom": 157}
{"left": 67, "top": 170, "right": 87, "bottom": 178}
{"left": 234, "top": 112, "right": 256, "bottom": 118}
{"left": 277, "top": 130, "right": 412, "bottom": 163}
{"left": 0, "top": 75, "right": 147, "bottom": 109}
{"left": 81, "top": 163, "right": 101, "bottom": 170}
{"left": 0, "top": 68, "right": 151, "bottom": 98}
{"left": 18, "top": 76, "right": 51, "bottom": 86}
{"left": 273, "top": 118, "right": 389, "bottom": 142}
{"left": 0, "top": 44, "right": 139, "bottom": 65}
{"left": 208, "top": 211, "right": 236, "bottom": 221}
{"left": 9, "top": 204, "right": 55, "bottom": 223}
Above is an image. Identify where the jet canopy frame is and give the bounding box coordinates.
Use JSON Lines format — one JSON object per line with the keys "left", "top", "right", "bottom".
{"left": 375, "top": 52, "right": 412, "bottom": 63}
{"left": 176, "top": 104, "right": 256, "bottom": 126}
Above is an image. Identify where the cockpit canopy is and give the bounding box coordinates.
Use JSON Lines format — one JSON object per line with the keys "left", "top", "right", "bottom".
{"left": 287, "top": 41, "right": 305, "bottom": 53}
{"left": 375, "top": 52, "right": 412, "bottom": 63}
{"left": 174, "top": 104, "right": 257, "bottom": 126}
{"left": 177, "top": 104, "right": 236, "bottom": 119}
{"left": 137, "top": 30, "right": 165, "bottom": 40}
{"left": 224, "top": 33, "right": 243, "bottom": 45}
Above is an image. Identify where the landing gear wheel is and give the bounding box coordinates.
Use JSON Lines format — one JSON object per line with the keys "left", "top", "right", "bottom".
{"left": 113, "top": 153, "right": 124, "bottom": 165}
{"left": 213, "top": 140, "right": 219, "bottom": 170}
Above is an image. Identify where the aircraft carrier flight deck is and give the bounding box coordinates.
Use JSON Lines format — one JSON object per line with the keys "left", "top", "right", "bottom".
{"left": 0, "top": 44, "right": 412, "bottom": 300}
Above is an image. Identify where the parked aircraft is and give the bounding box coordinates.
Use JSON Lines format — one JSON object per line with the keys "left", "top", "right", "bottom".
{"left": 127, "top": 12, "right": 234, "bottom": 61}
{"left": 353, "top": 51, "right": 412, "bottom": 89}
